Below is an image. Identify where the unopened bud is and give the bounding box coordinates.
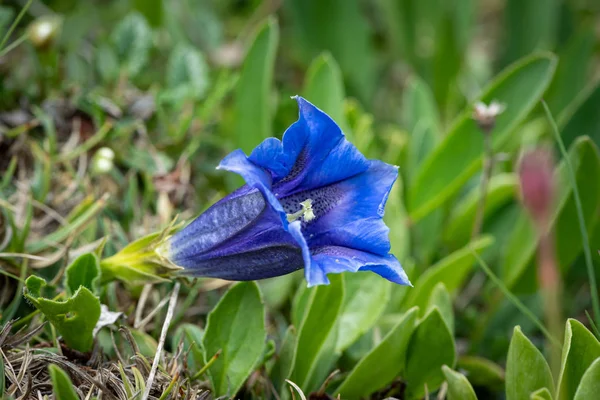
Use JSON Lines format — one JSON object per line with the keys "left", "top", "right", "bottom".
{"left": 91, "top": 147, "right": 115, "bottom": 175}
{"left": 473, "top": 101, "right": 505, "bottom": 133}
{"left": 518, "top": 148, "right": 555, "bottom": 230}
{"left": 27, "top": 16, "right": 62, "bottom": 49}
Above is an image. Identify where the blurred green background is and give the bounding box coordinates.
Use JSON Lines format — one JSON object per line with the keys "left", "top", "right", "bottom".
{"left": 1, "top": 0, "right": 600, "bottom": 399}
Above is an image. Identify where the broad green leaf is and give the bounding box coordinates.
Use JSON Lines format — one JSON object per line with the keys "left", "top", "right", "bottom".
{"left": 561, "top": 81, "right": 600, "bottom": 150}
{"left": 545, "top": 26, "right": 596, "bottom": 115}
{"left": 405, "top": 308, "right": 456, "bottom": 399}
{"left": 270, "top": 326, "right": 297, "bottom": 392}
{"left": 233, "top": 17, "right": 278, "bottom": 153}
{"left": 502, "top": 137, "right": 600, "bottom": 288}
{"left": 556, "top": 319, "right": 600, "bottom": 400}
{"left": 289, "top": 274, "right": 344, "bottom": 392}
{"left": 335, "top": 308, "right": 418, "bottom": 399}
{"left": 506, "top": 326, "right": 554, "bottom": 400}
{"left": 444, "top": 174, "right": 518, "bottom": 248}
{"left": 48, "top": 364, "right": 79, "bottom": 400}
{"left": 111, "top": 12, "right": 152, "bottom": 78}
{"left": 302, "top": 52, "right": 349, "bottom": 134}
{"left": 259, "top": 273, "right": 298, "bottom": 310}
{"left": 172, "top": 323, "right": 204, "bottom": 375}
{"left": 457, "top": 356, "right": 505, "bottom": 390}
{"left": 65, "top": 253, "right": 100, "bottom": 296}
{"left": 574, "top": 358, "right": 600, "bottom": 400}
{"left": 501, "top": 0, "right": 558, "bottom": 65}
{"left": 402, "top": 235, "right": 493, "bottom": 312}
{"left": 442, "top": 365, "right": 477, "bottom": 400}
{"left": 287, "top": 0, "right": 375, "bottom": 101}
{"left": 336, "top": 272, "right": 391, "bottom": 353}
{"left": 24, "top": 276, "right": 100, "bottom": 352}
{"left": 163, "top": 43, "right": 210, "bottom": 103}
{"left": 202, "top": 282, "right": 266, "bottom": 397}
{"left": 426, "top": 283, "right": 454, "bottom": 334}
{"left": 409, "top": 53, "right": 557, "bottom": 222}
{"left": 531, "top": 387, "right": 554, "bottom": 400}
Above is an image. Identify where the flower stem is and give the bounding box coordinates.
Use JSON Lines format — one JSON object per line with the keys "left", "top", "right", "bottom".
{"left": 471, "top": 132, "right": 493, "bottom": 239}
{"left": 542, "top": 100, "right": 600, "bottom": 332}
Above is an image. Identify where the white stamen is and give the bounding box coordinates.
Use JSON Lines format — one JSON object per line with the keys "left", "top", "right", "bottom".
{"left": 286, "top": 198, "right": 315, "bottom": 223}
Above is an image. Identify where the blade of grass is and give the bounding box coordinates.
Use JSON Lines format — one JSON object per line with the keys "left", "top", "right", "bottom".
{"left": 0, "top": 0, "right": 32, "bottom": 51}
{"left": 542, "top": 100, "right": 600, "bottom": 330}
{"left": 470, "top": 247, "right": 560, "bottom": 347}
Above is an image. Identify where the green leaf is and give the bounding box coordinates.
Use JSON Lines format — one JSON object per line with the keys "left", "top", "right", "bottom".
{"left": 259, "top": 273, "right": 298, "bottom": 310}
{"left": 302, "top": 52, "right": 349, "bottom": 134}
{"left": 405, "top": 308, "right": 456, "bottom": 399}
{"left": 24, "top": 276, "right": 101, "bottom": 352}
{"left": 506, "top": 326, "right": 554, "bottom": 400}
{"left": 561, "top": 81, "right": 600, "bottom": 150}
{"left": 233, "top": 17, "right": 278, "bottom": 153}
{"left": 531, "top": 387, "right": 554, "bottom": 400}
{"left": 442, "top": 365, "right": 478, "bottom": 400}
{"left": 457, "top": 356, "right": 505, "bottom": 390}
{"left": 202, "top": 282, "right": 266, "bottom": 397}
{"left": 426, "top": 283, "right": 454, "bottom": 334}
{"left": 501, "top": 137, "right": 600, "bottom": 288}
{"left": 556, "top": 319, "right": 600, "bottom": 400}
{"left": 270, "top": 326, "right": 297, "bottom": 392}
{"left": 65, "top": 253, "right": 100, "bottom": 296}
{"left": 287, "top": 0, "right": 376, "bottom": 102}
{"left": 289, "top": 274, "right": 344, "bottom": 392}
{"left": 172, "top": 323, "right": 204, "bottom": 375}
{"left": 335, "top": 307, "right": 418, "bottom": 399}
{"left": 444, "top": 174, "right": 518, "bottom": 248}
{"left": 48, "top": 364, "right": 79, "bottom": 400}
{"left": 402, "top": 235, "right": 493, "bottom": 312}
{"left": 408, "top": 53, "right": 557, "bottom": 222}
{"left": 574, "top": 358, "right": 600, "bottom": 400}
{"left": 111, "top": 12, "right": 152, "bottom": 78}
{"left": 95, "top": 43, "right": 119, "bottom": 84}
{"left": 163, "top": 43, "right": 210, "bottom": 103}
{"left": 336, "top": 272, "right": 391, "bottom": 353}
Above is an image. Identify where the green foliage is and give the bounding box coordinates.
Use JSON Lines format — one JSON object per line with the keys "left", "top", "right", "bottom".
{"left": 506, "top": 326, "right": 554, "bottom": 400}
{"left": 48, "top": 364, "right": 79, "bottom": 400}
{"left": 111, "top": 12, "right": 152, "bottom": 78}
{"left": 202, "top": 282, "right": 266, "bottom": 397}
{"left": 442, "top": 365, "right": 478, "bottom": 400}
{"left": 574, "top": 358, "right": 600, "bottom": 400}
{"left": 65, "top": 253, "right": 100, "bottom": 295}
{"left": 172, "top": 323, "right": 205, "bottom": 375}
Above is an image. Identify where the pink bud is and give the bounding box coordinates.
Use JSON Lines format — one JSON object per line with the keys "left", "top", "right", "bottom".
{"left": 518, "top": 148, "right": 555, "bottom": 230}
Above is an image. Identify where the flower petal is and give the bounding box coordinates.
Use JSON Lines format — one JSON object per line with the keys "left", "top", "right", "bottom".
{"left": 308, "top": 246, "right": 411, "bottom": 287}
{"left": 248, "top": 97, "right": 370, "bottom": 196}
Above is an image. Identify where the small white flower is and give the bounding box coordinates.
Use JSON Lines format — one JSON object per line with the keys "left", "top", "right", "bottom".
{"left": 473, "top": 101, "right": 506, "bottom": 132}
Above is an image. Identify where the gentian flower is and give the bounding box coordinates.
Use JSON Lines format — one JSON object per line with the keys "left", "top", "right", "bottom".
{"left": 162, "top": 97, "right": 411, "bottom": 287}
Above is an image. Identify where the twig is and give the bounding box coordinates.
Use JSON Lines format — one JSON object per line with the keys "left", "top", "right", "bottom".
{"left": 542, "top": 100, "right": 600, "bottom": 331}
{"left": 134, "top": 284, "right": 154, "bottom": 328}
{"left": 141, "top": 282, "right": 180, "bottom": 400}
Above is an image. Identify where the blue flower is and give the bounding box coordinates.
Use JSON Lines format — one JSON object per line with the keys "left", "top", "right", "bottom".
{"left": 164, "top": 97, "right": 411, "bottom": 287}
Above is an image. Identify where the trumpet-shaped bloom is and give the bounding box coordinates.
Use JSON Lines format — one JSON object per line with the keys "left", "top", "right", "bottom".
{"left": 165, "top": 97, "right": 411, "bottom": 287}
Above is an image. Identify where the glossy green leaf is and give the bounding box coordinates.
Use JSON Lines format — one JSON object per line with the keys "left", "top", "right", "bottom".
{"left": 335, "top": 308, "right": 418, "bottom": 399}
{"left": 405, "top": 308, "right": 456, "bottom": 399}
{"left": 48, "top": 364, "right": 79, "bottom": 400}
{"left": 531, "top": 387, "right": 554, "bottom": 400}
{"left": 111, "top": 12, "right": 152, "bottom": 78}
{"left": 233, "top": 17, "right": 279, "bottom": 153}
{"left": 506, "top": 326, "right": 554, "bottom": 400}
{"left": 65, "top": 253, "right": 100, "bottom": 296}
{"left": 172, "top": 323, "right": 204, "bottom": 375}
{"left": 402, "top": 235, "right": 493, "bottom": 312}
{"left": 302, "top": 52, "right": 349, "bottom": 134}
{"left": 409, "top": 53, "right": 557, "bottom": 222}
{"left": 442, "top": 365, "right": 477, "bottom": 400}
{"left": 289, "top": 274, "right": 344, "bottom": 392}
{"left": 574, "top": 358, "right": 600, "bottom": 400}
{"left": 444, "top": 174, "right": 518, "bottom": 248}
{"left": 502, "top": 137, "right": 600, "bottom": 288}
{"left": 24, "top": 276, "right": 100, "bottom": 352}
{"left": 556, "top": 319, "right": 600, "bottom": 400}
{"left": 457, "top": 356, "right": 505, "bottom": 390}
{"left": 426, "top": 283, "right": 454, "bottom": 334}
{"left": 336, "top": 272, "right": 391, "bottom": 353}
{"left": 202, "top": 282, "right": 266, "bottom": 397}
